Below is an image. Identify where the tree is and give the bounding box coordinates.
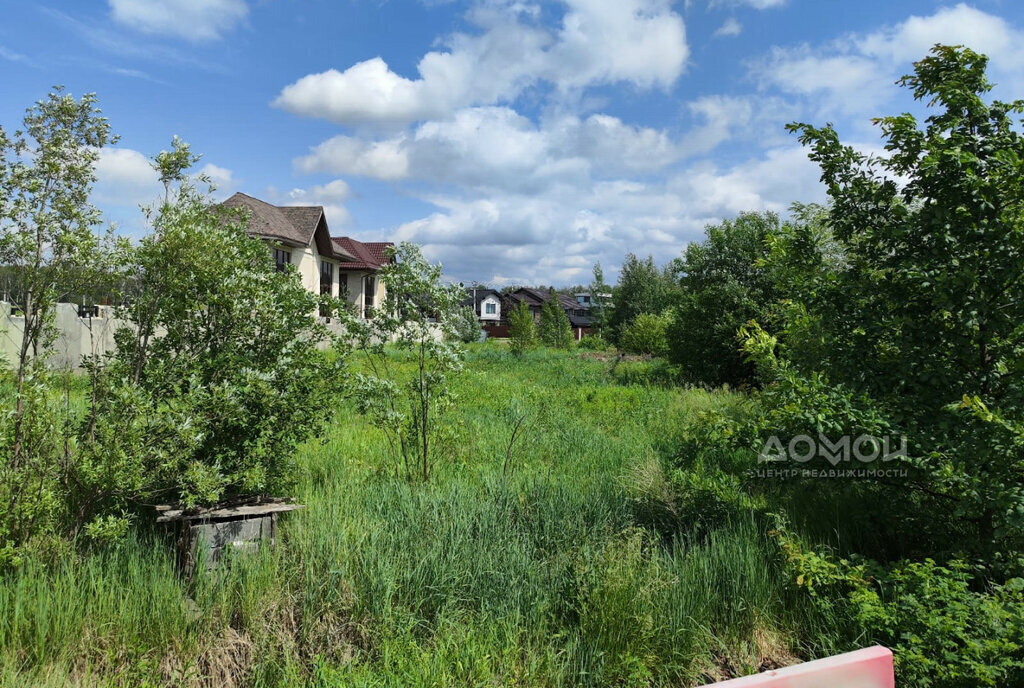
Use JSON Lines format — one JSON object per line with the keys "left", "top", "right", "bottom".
{"left": 588, "top": 262, "right": 612, "bottom": 336}
{"left": 773, "top": 44, "right": 1024, "bottom": 561}
{"left": 152, "top": 135, "right": 200, "bottom": 205}
{"left": 538, "top": 291, "right": 573, "bottom": 349}
{"left": 787, "top": 45, "right": 1024, "bottom": 415}
{"left": 344, "top": 243, "right": 464, "bottom": 482}
{"left": 508, "top": 300, "right": 537, "bottom": 356}
{"left": 0, "top": 88, "right": 116, "bottom": 554}
{"left": 89, "top": 169, "right": 345, "bottom": 510}
{"left": 666, "top": 211, "right": 781, "bottom": 386}
{"left": 608, "top": 254, "right": 678, "bottom": 342}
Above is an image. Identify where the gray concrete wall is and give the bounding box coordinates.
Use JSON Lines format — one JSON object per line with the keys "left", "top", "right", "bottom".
{"left": 2, "top": 301, "right": 444, "bottom": 371}
{"left": 1, "top": 301, "right": 126, "bottom": 372}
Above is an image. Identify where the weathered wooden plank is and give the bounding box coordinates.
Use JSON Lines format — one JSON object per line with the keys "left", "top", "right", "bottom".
{"left": 156, "top": 502, "right": 304, "bottom": 522}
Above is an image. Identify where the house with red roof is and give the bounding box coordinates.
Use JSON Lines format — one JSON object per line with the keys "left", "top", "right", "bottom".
{"left": 220, "top": 192, "right": 393, "bottom": 318}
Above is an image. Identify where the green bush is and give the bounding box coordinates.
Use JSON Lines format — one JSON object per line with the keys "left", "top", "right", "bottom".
{"left": 774, "top": 525, "right": 1024, "bottom": 687}
{"left": 450, "top": 305, "right": 481, "bottom": 344}
{"left": 619, "top": 312, "right": 671, "bottom": 357}
{"left": 88, "top": 181, "right": 345, "bottom": 510}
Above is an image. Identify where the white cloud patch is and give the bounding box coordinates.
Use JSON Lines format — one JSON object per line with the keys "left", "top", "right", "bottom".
{"left": 266, "top": 181, "right": 353, "bottom": 229}
{"left": 93, "top": 147, "right": 161, "bottom": 208}
{"left": 750, "top": 4, "right": 1024, "bottom": 117}
{"left": 274, "top": 0, "right": 687, "bottom": 127}
{"left": 92, "top": 148, "right": 235, "bottom": 231}
{"left": 108, "top": 0, "right": 248, "bottom": 42}
{"left": 713, "top": 18, "right": 742, "bottom": 38}
{"left": 392, "top": 146, "right": 826, "bottom": 286}
{"left": 295, "top": 107, "right": 681, "bottom": 191}
{"left": 0, "top": 45, "right": 32, "bottom": 64}
{"left": 297, "top": 136, "right": 410, "bottom": 180}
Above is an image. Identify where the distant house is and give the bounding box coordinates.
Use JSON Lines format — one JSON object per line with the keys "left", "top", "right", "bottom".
{"left": 220, "top": 192, "right": 392, "bottom": 318}
{"left": 507, "top": 287, "right": 592, "bottom": 340}
{"left": 461, "top": 287, "right": 502, "bottom": 324}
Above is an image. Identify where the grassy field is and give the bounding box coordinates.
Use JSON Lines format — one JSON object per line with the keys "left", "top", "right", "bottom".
{"left": 1, "top": 346, "right": 835, "bottom": 687}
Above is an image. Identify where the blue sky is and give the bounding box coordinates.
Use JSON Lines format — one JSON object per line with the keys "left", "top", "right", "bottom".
{"left": 2, "top": 1, "right": 1024, "bottom": 285}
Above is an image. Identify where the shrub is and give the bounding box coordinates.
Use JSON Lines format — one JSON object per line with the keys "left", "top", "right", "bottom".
{"left": 619, "top": 312, "right": 671, "bottom": 357}
{"left": 774, "top": 524, "right": 1024, "bottom": 687}
{"left": 450, "top": 305, "right": 482, "bottom": 343}
{"left": 88, "top": 179, "right": 346, "bottom": 510}
{"left": 343, "top": 243, "right": 465, "bottom": 483}
{"left": 576, "top": 334, "right": 610, "bottom": 351}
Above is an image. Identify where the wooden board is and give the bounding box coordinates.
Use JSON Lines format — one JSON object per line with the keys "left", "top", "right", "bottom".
{"left": 155, "top": 501, "right": 304, "bottom": 523}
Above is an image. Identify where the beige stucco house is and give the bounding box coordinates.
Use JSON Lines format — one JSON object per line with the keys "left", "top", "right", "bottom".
{"left": 220, "top": 192, "right": 392, "bottom": 318}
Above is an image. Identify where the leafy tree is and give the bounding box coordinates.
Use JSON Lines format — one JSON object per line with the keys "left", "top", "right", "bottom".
{"left": 781, "top": 45, "right": 1024, "bottom": 560}
{"left": 344, "top": 243, "right": 464, "bottom": 482}
{"left": 152, "top": 135, "right": 200, "bottom": 205}
{"left": 89, "top": 171, "right": 345, "bottom": 511}
{"left": 666, "top": 211, "right": 782, "bottom": 386}
{"left": 0, "top": 88, "right": 116, "bottom": 557}
{"left": 508, "top": 300, "right": 537, "bottom": 356}
{"left": 608, "top": 254, "right": 678, "bottom": 342}
{"left": 538, "top": 291, "right": 573, "bottom": 349}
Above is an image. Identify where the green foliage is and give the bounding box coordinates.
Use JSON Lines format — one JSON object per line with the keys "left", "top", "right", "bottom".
{"left": 343, "top": 242, "right": 464, "bottom": 482}
{"left": 774, "top": 524, "right": 1024, "bottom": 687}
{"left": 538, "top": 291, "right": 573, "bottom": 349}
{"left": 619, "top": 312, "right": 671, "bottom": 357}
{"left": 0, "top": 88, "right": 118, "bottom": 561}
{"left": 774, "top": 45, "right": 1024, "bottom": 564}
{"left": 667, "top": 211, "right": 782, "bottom": 386}
{"left": 450, "top": 305, "right": 481, "bottom": 344}
{"left": 93, "top": 175, "right": 345, "bottom": 509}
{"left": 576, "top": 333, "right": 610, "bottom": 351}
{"left": 507, "top": 299, "right": 537, "bottom": 356}
{"left": 151, "top": 135, "right": 201, "bottom": 205}
{"left": 608, "top": 254, "right": 679, "bottom": 342}
{"left": 587, "top": 262, "right": 613, "bottom": 335}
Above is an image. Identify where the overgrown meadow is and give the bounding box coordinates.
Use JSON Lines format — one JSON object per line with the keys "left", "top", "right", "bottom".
{"left": 1, "top": 346, "right": 835, "bottom": 687}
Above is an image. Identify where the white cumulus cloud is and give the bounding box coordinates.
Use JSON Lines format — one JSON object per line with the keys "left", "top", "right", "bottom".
{"left": 274, "top": 0, "right": 687, "bottom": 127}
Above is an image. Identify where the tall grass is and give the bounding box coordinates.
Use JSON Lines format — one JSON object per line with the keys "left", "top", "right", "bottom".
{"left": 0, "top": 345, "right": 826, "bottom": 686}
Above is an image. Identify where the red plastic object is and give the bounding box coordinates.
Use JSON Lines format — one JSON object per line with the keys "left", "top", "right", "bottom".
{"left": 698, "top": 646, "right": 894, "bottom": 688}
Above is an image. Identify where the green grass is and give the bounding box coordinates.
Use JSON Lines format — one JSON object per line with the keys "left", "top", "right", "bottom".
{"left": 0, "top": 345, "right": 829, "bottom": 686}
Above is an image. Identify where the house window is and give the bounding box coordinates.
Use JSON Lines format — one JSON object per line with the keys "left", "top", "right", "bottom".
{"left": 320, "top": 261, "right": 334, "bottom": 296}
{"left": 273, "top": 248, "right": 291, "bottom": 272}
{"left": 339, "top": 272, "right": 349, "bottom": 299}
{"left": 364, "top": 275, "right": 376, "bottom": 315}
{"left": 320, "top": 261, "right": 334, "bottom": 317}
{"left": 485, "top": 302, "right": 496, "bottom": 315}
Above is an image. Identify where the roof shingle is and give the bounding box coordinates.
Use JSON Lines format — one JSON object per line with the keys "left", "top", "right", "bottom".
{"left": 220, "top": 192, "right": 385, "bottom": 263}
{"left": 332, "top": 237, "right": 394, "bottom": 270}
